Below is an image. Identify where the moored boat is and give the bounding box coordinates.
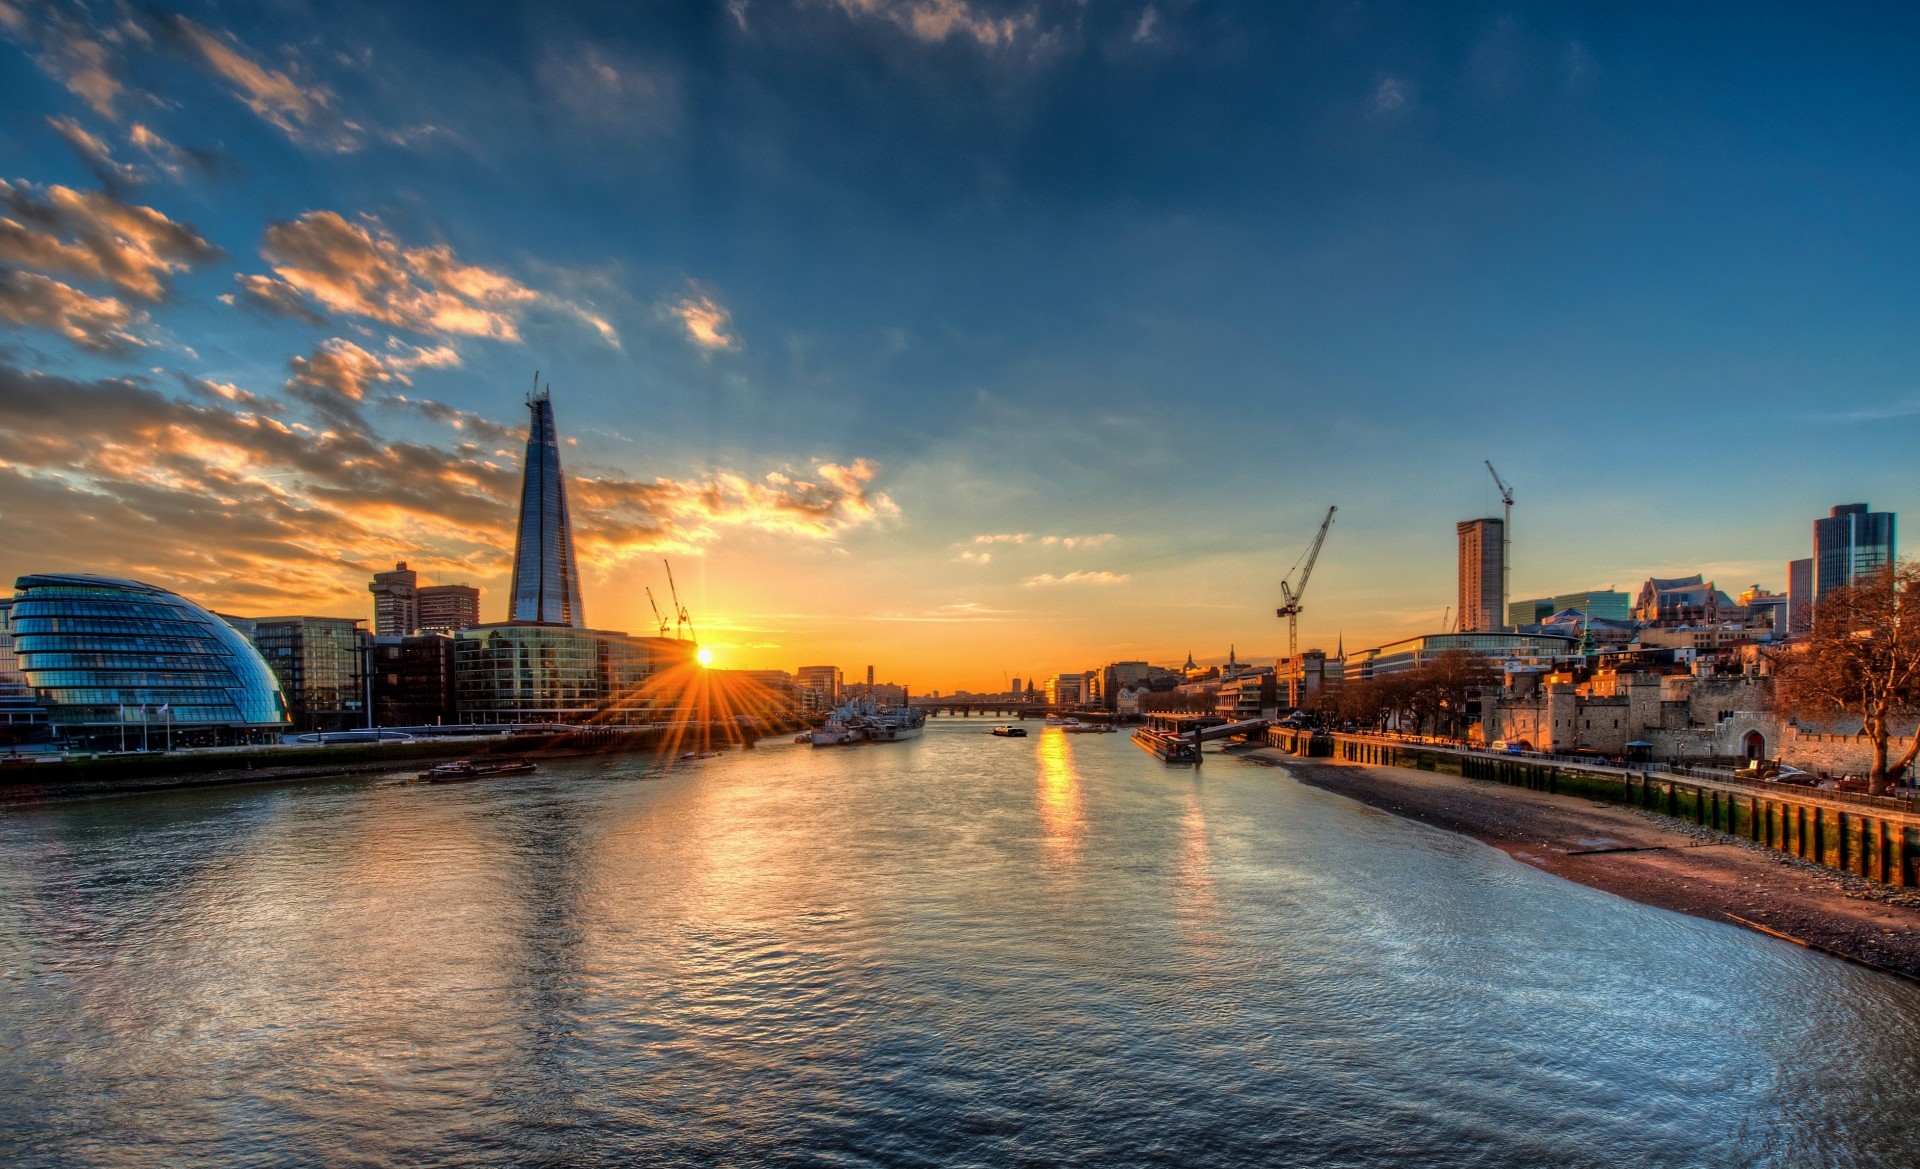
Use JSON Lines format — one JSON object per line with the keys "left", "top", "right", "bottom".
{"left": 865, "top": 705, "right": 927, "bottom": 742}
{"left": 417, "top": 759, "right": 539, "bottom": 784}
{"left": 1130, "top": 727, "right": 1199, "bottom": 765}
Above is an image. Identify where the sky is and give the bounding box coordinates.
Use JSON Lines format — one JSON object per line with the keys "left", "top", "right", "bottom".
{"left": 1, "top": 0, "right": 1917, "bottom": 693}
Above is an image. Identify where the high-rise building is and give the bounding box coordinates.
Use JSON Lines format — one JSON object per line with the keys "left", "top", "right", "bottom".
{"left": 453, "top": 626, "right": 696, "bottom": 724}
{"left": 796, "top": 666, "right": 842, "bottom": 706}
{"left": 509, "top": 386, "right": 585, "bottom": 627}
{"left": 1456, "top": 518, "right": 1505, "bottom": 633}
{"left": 368, "top": 633, "right": 457, "bottom": 727}
{"left": 418, "top": 584, "right": 481, "bottom": 633}
{"left": 369, "top": 562, "right": 418, "bottom": 637}
{"left": 1814, "top": 503, "right": 1896, "bottom": 598}
{"left": 1787, "top": 558, "right": 1813, "bottom": 635}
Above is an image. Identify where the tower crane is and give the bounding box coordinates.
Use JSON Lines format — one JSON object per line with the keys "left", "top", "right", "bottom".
{"left": 1282, "top": 506, "right": 1344, "bottom": 706}
{"left": 1485, "top": 460, "right": 1513, "bottom": 630}
{"left": 645, "top": 587, "right": 671, "bottom": 638}
{"left": 663, "top": 558, "right": 696, "bottom": 643}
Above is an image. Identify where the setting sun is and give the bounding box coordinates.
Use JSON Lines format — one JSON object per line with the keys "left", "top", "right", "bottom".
{"left": 696, "top": 646, "right": 714, "bottom": 667}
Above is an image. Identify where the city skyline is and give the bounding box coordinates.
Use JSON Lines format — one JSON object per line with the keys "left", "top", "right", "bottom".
{"left": 1, "top": 2, "right": 1917, "bottom": 691}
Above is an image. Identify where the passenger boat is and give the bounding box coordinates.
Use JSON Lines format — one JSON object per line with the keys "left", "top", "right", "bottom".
{"left": 1043, "top": 715, "right": 1076, "bottom": 727}
{"left": 990, "top": 725, "right": 1028, "bottom": 737}
{"left": 1130, "top": 726, "right": 1199, "bottom": 765}
{"left": 417, "top": 760, "right": 538, "bottom": 784}
{"left": 1063, "top": 721, "right": 1113, "bottom": 734}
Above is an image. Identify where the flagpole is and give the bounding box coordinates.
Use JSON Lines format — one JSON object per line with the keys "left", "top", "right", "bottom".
{"left": 165, "top": 707, "right": 172, "bottom": 753}
{"left": 140, "top": 706, "right": 148, "bottom": 752}
{"left": 119, "top": 705, "right": 126, "bottom": 753}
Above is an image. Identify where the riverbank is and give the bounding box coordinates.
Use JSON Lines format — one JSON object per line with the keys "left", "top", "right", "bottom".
{"left": 1237, "top": 746, "right": 1920, "bottom": 981}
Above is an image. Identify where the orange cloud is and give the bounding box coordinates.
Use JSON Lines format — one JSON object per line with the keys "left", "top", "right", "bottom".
{"left": 666, "top": 289, "right": 738, "bottom": 349}
{"left": 1024, "top": 570, "right": 1129, "bottom": 586}
{"left": 0, "top": 268, "right": 140, "bottom": 351}
{"left": 0, "top": 179, "right": 220, "bottom": 300}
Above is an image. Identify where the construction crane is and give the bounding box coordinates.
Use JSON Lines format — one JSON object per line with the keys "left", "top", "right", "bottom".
{"left": 1276, "top": 506, "right": 1337, "bottom": 665}
{"left": 663, "top": 558, "right": 696, "bottom": 643}
{"left": 1485, "top": 460, "right": 1514, "bottom": 629}
{"left": 645, "top": 587, "right": 670, "bottom": 638}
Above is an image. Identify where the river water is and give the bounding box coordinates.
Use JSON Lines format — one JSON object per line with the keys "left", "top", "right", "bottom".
{"left": 4, "top": 723, "right": 1919, "bottom": 1167}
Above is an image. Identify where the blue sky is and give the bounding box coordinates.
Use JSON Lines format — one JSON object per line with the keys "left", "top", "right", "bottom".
{"left": 1, "top": 0, "right": 1916, "bottom": 689}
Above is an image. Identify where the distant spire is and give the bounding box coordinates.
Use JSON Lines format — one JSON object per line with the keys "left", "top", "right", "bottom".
{"left": 1336, "top": 631, "right": 1344, "bottom": 659}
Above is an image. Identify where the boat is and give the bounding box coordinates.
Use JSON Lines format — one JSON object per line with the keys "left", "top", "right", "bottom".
{"left": 812, "top": 698, "right": 872, "bottom": 746}
{"left": 990, "top": 725, "right": 1028, "bottom": 737}
{"left": 1063, "top": 721, "right": 1114, "bottom": 734}
{"left": 865, "top": 705, "right": 927, "bottom": 743}
{"left": 1130, "top": 726, "right": 1199, "bottom": 765}
{"left": 1044, "top": 715, "right": 1076, "bottom": 727}
{"left": 417, "top": 759, "right": 538, "bottom": 784}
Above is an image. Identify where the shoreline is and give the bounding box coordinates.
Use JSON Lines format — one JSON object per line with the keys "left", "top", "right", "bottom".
{"left": 1234, "top": 746, "right": 1920, "bottom": 981}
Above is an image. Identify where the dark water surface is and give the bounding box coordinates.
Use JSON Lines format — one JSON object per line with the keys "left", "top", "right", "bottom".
{"left": 4, "top": 724, "right": 1920, "bottom": 1167}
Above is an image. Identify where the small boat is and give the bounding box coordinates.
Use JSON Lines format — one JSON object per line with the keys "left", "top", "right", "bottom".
{"left": 1062, "top": 721, "right": 1113, "bottom": 734}
{"left": 1130, "top": 727, "right": 1199, "bottom": 765}
{"left": 417, "top": 760, "right": 538, "bottom": 784}
{"left": 1043, "top": 715, "right": 1076, "bottom": 727}
{"left": 679, "top": 750, "right": 721, "bottom": 761}
{"left": 990, "top": 725, "right": 1028, "bottom": 737}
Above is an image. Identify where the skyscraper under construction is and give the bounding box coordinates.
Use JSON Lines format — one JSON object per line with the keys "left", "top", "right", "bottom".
{"left": 508, "top": 384, "right": 585, "bottom": 627}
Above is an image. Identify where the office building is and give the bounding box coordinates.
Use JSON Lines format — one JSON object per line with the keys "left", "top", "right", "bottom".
{"left": 797, "top": 665, "right": 842, "bottom": 706}
{"left": 244, "top": 616, "right": 367, "bottom": 732}
{"left": 1276, "top": 649, "right": 1342, "bottom": 711}
{"left": 1814, "top": 503, "right": 1896, "bottom": 598}
{"left": 1343, "top": 632, "right": 1579, "bottom": 682}
{"left": 418, "top": 584, "right": 481, "bottom": 633}
{"left": 368, "top": 562, "right": 419, "bottom": 637}
{"left": 1509, "top": 589, "right": 1631, "bottom": 630}
{"left": 1786, "top": 558, "right": 1813, "bottom": 636}
{"left": 509, "top": 386, "right": 585, "bottom": 626}
{"left": 453, "top": 626, "right": 697, "bottom": 724}
{"left": 1456, "top": 518, "right": 1505, "bottom": 633}
{"left": 368, "top": 633, "right": 458, "bottom": 727}
{"left": 0, "top": 598, "right": 46, "bottom": 736}
{"left": 8, "top": 573, "right": 288, "bottom": 745}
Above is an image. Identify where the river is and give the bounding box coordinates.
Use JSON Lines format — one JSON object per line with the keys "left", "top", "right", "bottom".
{"left": 3, "top": 723, "right": 1918, "bottom": 1167}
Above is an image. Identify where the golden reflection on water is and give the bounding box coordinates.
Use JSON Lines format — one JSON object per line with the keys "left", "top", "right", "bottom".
{"left": 1035, "top": 730, "right": 1085, "bottom": 868}
{"left": 1176, "top": 789, "right": 1221, "bottom": 946}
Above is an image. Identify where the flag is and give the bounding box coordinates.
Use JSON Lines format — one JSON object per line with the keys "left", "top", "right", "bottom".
{"left": 157, "top": 703, "right": 169, "bottom": 715}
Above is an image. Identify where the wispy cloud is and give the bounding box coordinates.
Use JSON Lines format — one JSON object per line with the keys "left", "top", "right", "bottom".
{"left": 1373, "top": 77, "right": 1409, "bottom": 114}
{"left": 829, "top": 0, "right": 1040, "bottom": 48}
{"left": 0, "top": 179, "right": 221, "bottom": 301}
{"left": 1803, "top": 395, "right": 1920, "bottom": 423}
{"left": 665, "top": 287, "right": 739, "bottom": 350}
{"left": 1024, "top": 570, "right": 1129, "bottom": 586}
{"left": 47, "top": 115, "right": 143, "bottom": 190}
{"left": 971, "top": 531, "right": 1115, "bottom": 548}
{"left": 230, "top": 210, "right": 616, "bottom": 346}
{"left": 0, "top": 268, "right": 139, "bottom": 351}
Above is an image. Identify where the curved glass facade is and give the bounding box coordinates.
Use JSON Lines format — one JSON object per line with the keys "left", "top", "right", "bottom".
{"left": 10, "top": 574, "right": 289, "bottom": 727}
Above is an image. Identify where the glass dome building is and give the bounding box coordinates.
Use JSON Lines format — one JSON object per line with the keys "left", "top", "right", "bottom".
{"left": 9, "top": 574, "right": 290, "bottom": 740}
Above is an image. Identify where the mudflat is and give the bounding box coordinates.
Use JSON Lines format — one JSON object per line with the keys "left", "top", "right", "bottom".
{"left": 1240, "top": 748, "right": 1920, "bottom": 981}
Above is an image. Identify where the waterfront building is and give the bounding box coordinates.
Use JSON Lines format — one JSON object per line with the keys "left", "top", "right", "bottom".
{"left": 1276, "top": 649, "right": 1343, "bottom": 712}
{"left": 796, "top": 665, "right": 842, "bottom": 707}
{"left": 1456, "top": 518, "right": 1505, "bottom": 633}
{"left": 368, "top": 562, "right": 419, "bottom": 637}
{"left": 1343, "top": 631, "right": 1579, "bottom": 682}
{"left": 725, "top": 670, "right": 802, "bottom": 719}
{"left": 1048, "top": 672, "right": 1093, "bottom": 706}
{"left": 9, "top": 573, "right": 288, "bottom": 746}
{"left": 1215, "top": 669, "right": 1277, "bottom": 721}
{"left": 509, "top": 386, "right": 586, "bottom": 626}
{"left": 368, "top": 633, "right": 458, "bottom": 727}
{"left": 453, "top": 625, "right": 697, "bottom": 724}
{"left": 1786, "top": 558, "right": 1813, "bottom": 635}
{"left": 1814, "top": 502, "right": 1896, "bottom": 598}
{"left": 0, "top": 598, "right": 47, "bottom": 739}
{"left": 243, "top": 616, "right": 367, "bottom": 733}
{"left": 418, "top": 584, "right": 481, "bottom": 633}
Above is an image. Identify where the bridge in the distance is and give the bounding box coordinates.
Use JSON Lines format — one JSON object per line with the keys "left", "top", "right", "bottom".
{"left": 909, "top": 698, "right": 1115, "bottom": 720}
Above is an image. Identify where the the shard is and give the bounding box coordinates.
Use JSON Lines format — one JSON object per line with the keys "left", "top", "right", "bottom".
{"left": 508, "top": 384, "right": 585, "bottom": 626}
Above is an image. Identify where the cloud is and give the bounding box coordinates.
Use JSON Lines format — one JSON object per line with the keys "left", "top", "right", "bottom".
{"left": 0, "top": 179, "right": 221, "bottom": 300}
{"left": 0, "top": 268, "right": 139, "bottom": 351}
{"left": 0, "top": 0, "right": 133, "bottom": 118}
{"left": 284, "top": 336, "right": 465, "bottom": 430}
{"left": 831, "top": 0, "right": 1039, "bottom": 47}
{"left": 666, "top": 289, "right": 739, "bottom": 350}
{"left": 1373, "top": 77, "right": 1409, "bottom": 114}
{"left": 1132, "top": 6, "right": 1158, "bottom": 44}
{"left": 571, "top": 458, "right": 900, "bottom": 556}
{"left": 958, "top": 550, "right": 991, "bottom": 564}
{"left": 1024, "top": 570, "right": 1129, "bottom": 586}
{"left": 971, "top": 531, "right": 1114, "bottom": 548}
{"left": 147, "top": 11, "right": 353, "bottom": 150}
{"left": 47, "top": 115, "right": 143, "bottom": 190}
{"left": 129, "top": 123, "right": 234, "bottom": 183}
{"left": 233, "top": 210, "right": 617, "bottom": 346}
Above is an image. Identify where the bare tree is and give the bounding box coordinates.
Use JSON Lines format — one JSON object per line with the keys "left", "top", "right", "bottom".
{"left": 1772, "top": 562, "right": 1920, "bottom": 795}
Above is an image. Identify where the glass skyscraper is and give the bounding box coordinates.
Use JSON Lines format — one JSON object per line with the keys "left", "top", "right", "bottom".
{"left": 1814, "top": 503, "right": 1896, "bottom": 597}
{"left": 8, "top": 574, "right": 289, "bottom": 737}
{"left": 509, "top": 387, "right": 586, "bottom": 627}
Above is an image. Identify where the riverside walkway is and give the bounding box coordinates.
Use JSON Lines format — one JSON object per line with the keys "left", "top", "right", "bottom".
{"left": 1265, "top": 728, "right": 1920, "bottom": 888}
